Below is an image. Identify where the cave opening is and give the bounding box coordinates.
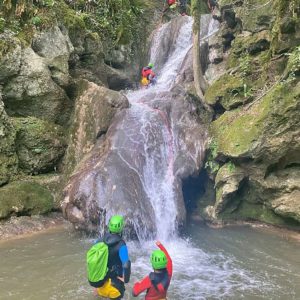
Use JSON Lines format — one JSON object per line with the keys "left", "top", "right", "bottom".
{"left": 182, "top": 169, "right": 214, "bottom": 216}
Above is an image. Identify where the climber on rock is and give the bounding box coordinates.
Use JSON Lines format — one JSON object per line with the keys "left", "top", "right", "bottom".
{"left": 141, "top": 63, "right": 156, "bottom": 88}
{"left": 164, "top": 0, "right": 187, "bottom": 16}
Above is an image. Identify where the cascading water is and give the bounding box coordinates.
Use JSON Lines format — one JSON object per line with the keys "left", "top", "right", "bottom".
{"left": 124, "top": 17, "right": 194, "bottom": 240}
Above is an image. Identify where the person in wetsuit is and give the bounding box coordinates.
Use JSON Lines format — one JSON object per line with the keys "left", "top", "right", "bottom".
{"left": 95, "top": 215, "right": 131, "bottom": 299}
{"left": 132, "top": 241, "right": 172, "bottom": 300}
{"left": 141, "top": 63, "right": 156, "bottom": 87}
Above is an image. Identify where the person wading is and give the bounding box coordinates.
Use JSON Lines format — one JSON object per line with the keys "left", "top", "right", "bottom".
{"left": 132, "top": 241, "right": 173, "bottom": 300}
{"left": 87, "top": 215, "right": 131, "bottom": 299}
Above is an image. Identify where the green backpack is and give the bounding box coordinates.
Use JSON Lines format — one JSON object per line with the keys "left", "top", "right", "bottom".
{"left": 86, "top": 242, "right": 109, "bottom": 287}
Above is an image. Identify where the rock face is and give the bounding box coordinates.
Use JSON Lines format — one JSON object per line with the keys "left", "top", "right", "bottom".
{"left": 200, "top": 0, "right": 300, "bottom": 227}
{"left": 3, "top": 47, "right": 72, "bottom": 124}
{"left": 63, "top": 83, "right": 207, "bottom": 234}
{"left": 32, "top": 25, "right": 74, "bottom": 87}
{"left": 0, "top": 32, "right": 22, "bottom": 83}
{"left": 0, "top": 181, "right": 54, "bottom": 219}
{"left": 0, "top": 0, "right": 164, "bottom": 225}
{"left": 62, "top": 16, "right": 208, "bottom": 235}
{"left": 13, "top": 117, "right": 67, "bottom": 174}
{"left": 63, "top": 80, "right": 129, "bottom": 173}
{"left": 0, "top": 98, "right": 17, "bottom": 186}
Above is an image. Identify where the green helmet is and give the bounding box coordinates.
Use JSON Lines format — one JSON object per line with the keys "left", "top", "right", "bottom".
{"left": 108, "top": 215, "right": 124, "bottom": 234}
{"left": 148, "top": 63, "right": 154, "bottom": 68}
{"left": 150, "top": 250, "right": 167, "bottom": 269}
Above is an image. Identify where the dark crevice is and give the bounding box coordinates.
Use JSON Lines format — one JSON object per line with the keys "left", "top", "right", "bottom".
{"left": 182, "top": 169, "right": 210, "bottom": 214}
{"left": 212, "top": 101, "right": 226, "bottom": 120}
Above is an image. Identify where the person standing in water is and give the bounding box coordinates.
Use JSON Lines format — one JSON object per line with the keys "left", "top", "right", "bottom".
{"left": 92, "top": 215, "right": 131, "bottom": 299}
{"left": 132, "top": 241, "right": 173, "bottom": 300}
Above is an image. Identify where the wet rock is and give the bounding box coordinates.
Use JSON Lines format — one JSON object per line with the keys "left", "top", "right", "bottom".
{"left": 0, "top": 181, "right": 54, "bottom": 219}
{"left": 106, "top": 65, "right": 134, "bottom": 91}
{"left": 13, "top": 117, "right": 67, "bottom": 174}
{"left": 63, "top": 87, "right": 207, "bottom": 235}
{"left": 0, "top": 212, "right": 66, "bottom": 240}
{"left": 63, "top": 80, "right": 129, "bottom": 173}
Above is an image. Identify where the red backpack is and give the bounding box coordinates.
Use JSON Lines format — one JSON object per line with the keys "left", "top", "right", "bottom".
{"left": 168, "top": 0, "right": 176, "bottom": 5}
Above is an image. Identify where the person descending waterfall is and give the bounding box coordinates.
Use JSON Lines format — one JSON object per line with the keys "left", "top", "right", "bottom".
{"left": 132, "top": 241, "right": 172, "bottom": 300}
{"left": 141, "top": 63, "right": 156, "bottom": 88}
{"left": 87, "top": 215, "right": 131, "bottom": 300}
{"left": 164, "top": 0, "right": 187, "bottom": 16}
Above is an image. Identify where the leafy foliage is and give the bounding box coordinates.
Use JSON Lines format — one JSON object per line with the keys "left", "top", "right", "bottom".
{"left": 64, "top": 0, "right": 145, "bottom": 46}
{"left": 0, "top": 0, "right": 145, "bottom": 48}
{"left": 205, "top": 139, "right": 220, "bottom": 174}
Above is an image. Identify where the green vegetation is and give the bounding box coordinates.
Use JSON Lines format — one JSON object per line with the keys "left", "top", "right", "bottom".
{"left": 0, "top": 181, "right": 54, "bottom": 219}
{"left": 205, "top": 139, "right": 220, "bottom": 174}
{"left": 0, "top": 0, "right": 146, "bottom": 48}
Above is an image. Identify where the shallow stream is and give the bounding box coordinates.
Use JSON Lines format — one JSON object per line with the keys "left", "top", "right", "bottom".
{"left": 0, "top": 224, "right": 299, "bottom": 300}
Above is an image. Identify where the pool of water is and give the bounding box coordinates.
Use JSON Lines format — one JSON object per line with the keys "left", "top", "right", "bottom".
{"left": 0, "top": 224, "right": 299, "bottom": 300}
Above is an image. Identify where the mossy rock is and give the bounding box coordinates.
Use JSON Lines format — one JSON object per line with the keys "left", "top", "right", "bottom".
{"left": 210, "top": 81, "right": 300, "bottom": 159}
{"left": 235, "top": 0, "right": 274, "bottom": 33}
{"left": 0, "top": 33, "right": 22, "bottom": 82}
{"left": 0, "top": 181, "right": 54, "bottom": 219}
{"left": 205, "top": 74, "right": 244, "bottom": 109}
{"left": 13, "top": 117, "right": 67, "bottom": 174}
{"left": 0, "top": 100, "right": 18, "bottom": 186}
{"left": 271, "top": 2, "right": 300, "bottom": 54}
{"left": 220, "top": 199, "right": 289, "bottom": 226}
{"left": 227, "top": 31, "right": 271, "bottom": 69}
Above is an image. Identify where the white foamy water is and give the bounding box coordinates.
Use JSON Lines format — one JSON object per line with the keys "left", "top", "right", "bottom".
{"left": 120, "top": 17, "right": 194, "bottom": 240}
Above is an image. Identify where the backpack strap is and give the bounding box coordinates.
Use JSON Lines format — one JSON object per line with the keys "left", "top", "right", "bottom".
{"left": 149, "top": 270, "right": 169, "bottom": 291}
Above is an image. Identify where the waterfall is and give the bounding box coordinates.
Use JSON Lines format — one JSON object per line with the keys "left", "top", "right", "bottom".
{"left": 123, "top": 17, "right": 193, "bottom": 240}
{"left": 64, "top": 15, "right": 218, "bottom": 240}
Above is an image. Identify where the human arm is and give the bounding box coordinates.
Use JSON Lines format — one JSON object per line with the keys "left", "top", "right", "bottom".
{"left": 156, "top": 241, "right": 173, "bottom": 277}
{"left": 132, "top": 275, "right": 152, "bottom": 297}
{"left": 118, "top": 244, "right": 131, "bottom": 283}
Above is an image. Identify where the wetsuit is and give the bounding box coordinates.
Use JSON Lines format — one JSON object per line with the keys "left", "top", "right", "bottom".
{"left": 95, "top": 232, "right": 131, "bottom": 299}
{"left": 132, "top": 244, "right": 172, "bottom": 300}
{"left": 141, "top": 67, "right": 156, "bottom": 84}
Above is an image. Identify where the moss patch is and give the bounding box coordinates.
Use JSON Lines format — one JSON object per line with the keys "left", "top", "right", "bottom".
{"left": 205, "top": 74, "right": 244, "bottom": 109}
{"left": 12, "top": 117, "right": 67, "bottom": 174}
{"left": 220, "top": 199, "right": 288, "bottom": 226}
{"left": 0, "top": 181, "right": 54, "bottom": 219}
{"left": 210, "top": 81, "right": 299, "bottom": 158}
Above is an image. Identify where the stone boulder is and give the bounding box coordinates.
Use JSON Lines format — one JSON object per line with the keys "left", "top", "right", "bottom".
{"left": 32, "top": 25, "right": 74, "bottom": 87}
{"left": 0, "top": 181, "right": 54, "bottom": 219}
{"left": 205, "top": 82, "right": 300, "bottom": 225}
{"left": 63, "top": 86, "right": 207, "bottom": 235}
{"left": 0, "top": 98, "right": 18, "bottom": 186}
{"left": 0, "top": 32, "right": 22, "bottom": 83}
{"left": 64, "top": 80, "right": 129, "bottom": 173}
{"left": 210, "top": 82, "right": 300, "bottom": 161}
{"left": 2, "top": 47, "right": 72, "bottom": 124}
{"left": 13, "top": 117, "right": 66, "bottom": 174}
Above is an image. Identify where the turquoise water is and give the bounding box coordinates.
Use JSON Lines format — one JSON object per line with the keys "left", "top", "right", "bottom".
{"left": 0, "top": 224, "right": 299, "bottom": 300}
